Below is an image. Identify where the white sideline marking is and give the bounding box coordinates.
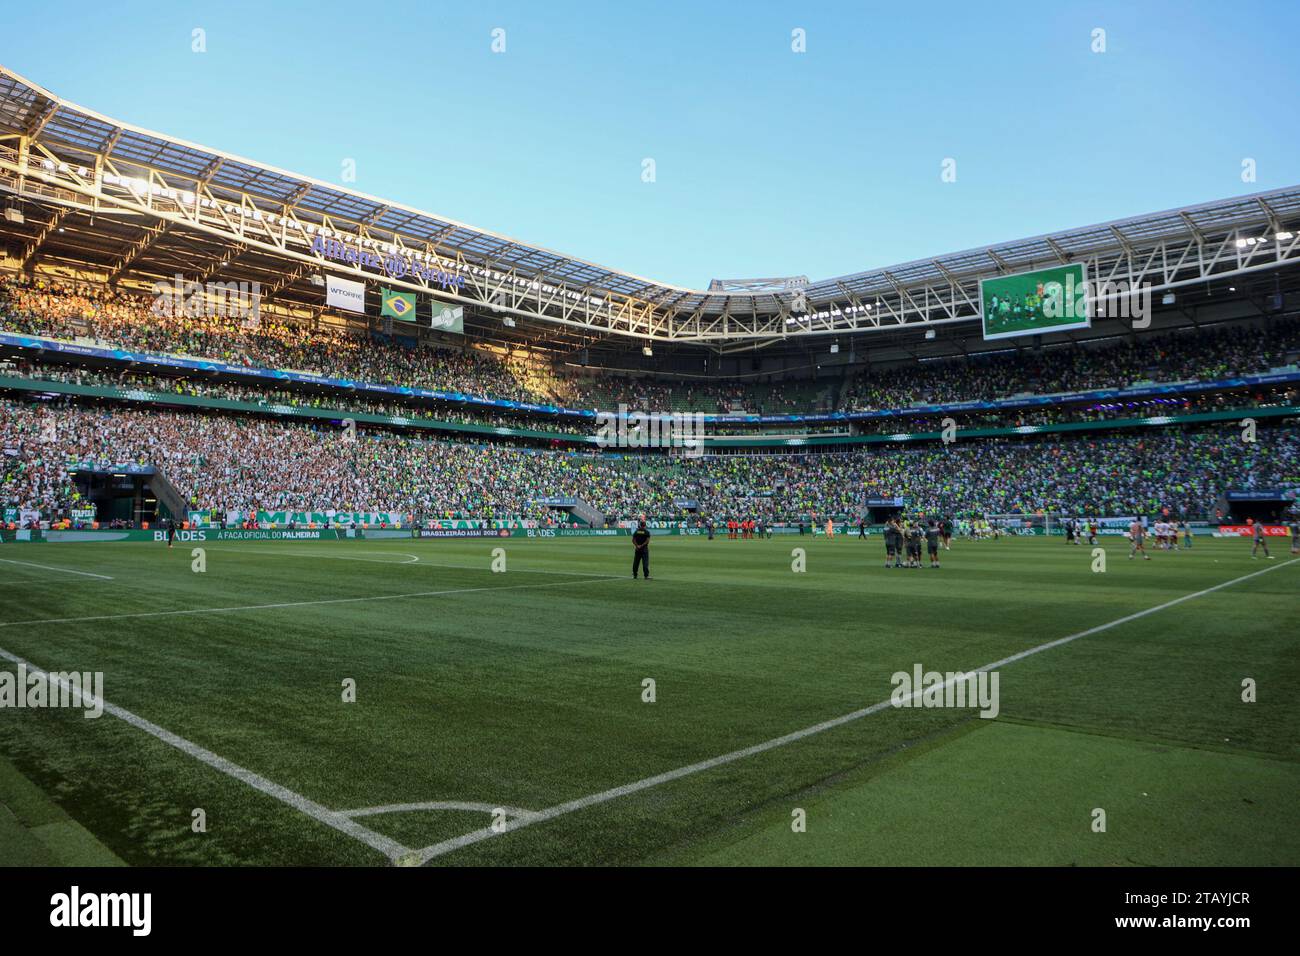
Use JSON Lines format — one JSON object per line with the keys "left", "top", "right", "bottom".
{"left": 0, "top": 575, "right": 623, "bottom": 629}
{"left": 209, "top": 547, "right": 421, "bottom": 564}
{"left": 0, "top": 557, "right": 114, "bottom": 580}
{"left": 0, "top": 644, "right": 410, "bottom": 861}
{"left": 210, "top": 548, "right": 620, "bottom": 577}
{"left": 414, "top": 557, "right": 1299, "bottom": 863}
{"left": 413, "top": 560, "right": 624, "bottom": 579}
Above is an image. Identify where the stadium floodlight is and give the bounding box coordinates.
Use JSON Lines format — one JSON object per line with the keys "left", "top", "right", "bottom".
{"left": 830, "top": 342, "right": 839, "bottom": 354}
{"left": 502, "top": 317, "right": 516, "bottom": 328}
{"left": 2, "top": 207, "right": 22, "bottom": 224}
{"left": 642, "top": 346, "right": 653, "bottom": 357}
{"left": 924, "top": 329, "right": 936, "bottom": 340}
{"left": 1162, "top": 292, "right": 1176, "bottom": 305}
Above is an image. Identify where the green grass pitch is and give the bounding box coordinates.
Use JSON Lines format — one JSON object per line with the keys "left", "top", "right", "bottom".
{"left": 0, "top": 534, "right": 1296, "bottom": 866}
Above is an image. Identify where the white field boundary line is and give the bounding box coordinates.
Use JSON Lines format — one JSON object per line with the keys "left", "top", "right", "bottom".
{"left": 0, "top": 557, "right": 114, "bottom": 580}
{"left": 0, "top": 573, "right": 623, "bottom": 863}
{"left": 207, "top": 547, "right": 422, "bottom": 564}
{"left": 206, "top": 547, "right": 622, "bottom": 578}
{"left": 0, "top": 575, "right": 624, "bottom": 630}
{"left": 0, "top": 643, "right": 411, "bottom": 860}
{"left": 405, "top": 560, "right": 625, "bottom": 579}
{"left": 413, "top": 556, "right": 1300, "bottom": 864}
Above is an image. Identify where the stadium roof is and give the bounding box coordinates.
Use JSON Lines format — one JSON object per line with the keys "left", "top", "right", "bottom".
{"left": 1, "top": 64, "right": 1299, "bottom": 346}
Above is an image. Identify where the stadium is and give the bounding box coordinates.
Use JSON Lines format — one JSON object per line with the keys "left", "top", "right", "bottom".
{"left": 0, "top": 6, "right": 1297, "bottom": 906}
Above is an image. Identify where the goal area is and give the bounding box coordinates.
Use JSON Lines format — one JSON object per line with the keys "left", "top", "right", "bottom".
{"left": 982, "top": 513, "right": 1065, "bottom": 536}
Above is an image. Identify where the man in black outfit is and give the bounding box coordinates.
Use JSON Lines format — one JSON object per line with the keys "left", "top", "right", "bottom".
{"left": 632, "top": 520, "right": 651, "bottom": 579}
{"left": 165, "top": 516, "right": 177, "bottom": 549}
{"left": 925, "top": 519, "right": 941, "bottom": 568}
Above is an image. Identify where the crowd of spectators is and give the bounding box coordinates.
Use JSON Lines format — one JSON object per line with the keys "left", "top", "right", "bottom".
{"left": 4, "top": 274, "right": 1298, "bottom": 423}
{"left": 0, "top": 360, "right": 561, "bottom": 432}
{"left": 844, "top": 321, "right": 1300, "bottom": 411}
{"left": 6, "top": 356, "right": 1292, "bottom": 440}
{"left": 3, "top": 275, "right": 1297, "bottom": 526}
{"left": 4, "top": 397, "right": 1295, "bottom": 525}
{"left": 558, "top": 375, "right": 830, "bottom": 415}
{"left": 0, "top": 274, "right": 562, "bottom": 404}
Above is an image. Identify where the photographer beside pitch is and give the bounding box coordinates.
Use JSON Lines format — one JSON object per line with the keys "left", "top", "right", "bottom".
{"left": 632, "top": 520, "right": 652, "bottom": 579}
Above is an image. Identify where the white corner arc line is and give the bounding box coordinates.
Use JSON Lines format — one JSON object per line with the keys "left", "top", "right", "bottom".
{"left": 414, "top": 557, "right": 1299, "bottom": 863}
{"left": 340, "top": 800, "right": 539, "bottom": 821}
{"left": 0, "top": 557, "right": 114, "bottom": 580}
{"left": 0, "top": 644, "right": 410, "bottom": 861}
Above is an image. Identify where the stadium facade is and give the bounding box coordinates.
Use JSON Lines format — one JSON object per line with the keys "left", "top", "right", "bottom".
{"left": 2, "top": 65, "right": 1299, "bottom": 355}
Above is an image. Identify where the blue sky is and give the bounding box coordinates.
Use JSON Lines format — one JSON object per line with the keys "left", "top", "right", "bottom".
{"left": 4, "top": 0, "right": 1297, "bottom": 289}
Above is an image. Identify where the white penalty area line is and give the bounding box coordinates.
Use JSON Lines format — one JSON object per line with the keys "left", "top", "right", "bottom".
{"left": 413, "top": 556, "right": 1300, "bottom": 864}
{"left": 0, "top": 556, "right": 114, "bottom": 580}
{"left": 0, "top": 574, "right": 624, "bottom": 630}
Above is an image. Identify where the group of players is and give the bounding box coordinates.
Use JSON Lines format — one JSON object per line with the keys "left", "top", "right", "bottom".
{"left": 881, "top": 517, "right": 951, "bottom": 569}
{"left": 719, "top": 517, "right": 770, "bottom": 539}
{"left": 1124, "top": 516, "right": 1296, "bottom": 560}
{"left": 1064, "top": 517, "right": 1194, "bottom": 551}
{"left": 701, "top": 514, "right": 1299, "bottom": 568}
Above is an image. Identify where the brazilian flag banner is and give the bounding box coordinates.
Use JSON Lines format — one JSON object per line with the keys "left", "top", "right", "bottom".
{"left": 381, "top": 287, "right": 417, "bottom": 321}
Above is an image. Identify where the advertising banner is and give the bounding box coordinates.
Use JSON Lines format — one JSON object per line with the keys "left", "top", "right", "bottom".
{"left": 521, "top": 528, "right": 626, "bottom": 538}
{"left": 326, "top": 275, "right": 366, "bottom": 314}
{"left": 412, "top": 528, "right": 514, "bottom": 538}
{"left": 255, "top": 510, "right": 403, "bottom": 527}
{"left": 34, "top": 529, "right": 342, "bottom": 543}
{"left": 155, "top": 529, "right": 342, "bottom": 542}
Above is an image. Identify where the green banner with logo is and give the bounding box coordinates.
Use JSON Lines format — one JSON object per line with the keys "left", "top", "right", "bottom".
{"left": 429, "top": 301, "right": 464, "bottom": 334}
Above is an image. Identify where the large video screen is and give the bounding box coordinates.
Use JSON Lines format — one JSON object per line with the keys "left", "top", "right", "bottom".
{"left": 979, "top": 263, "right": 1089, "bottom": 341}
